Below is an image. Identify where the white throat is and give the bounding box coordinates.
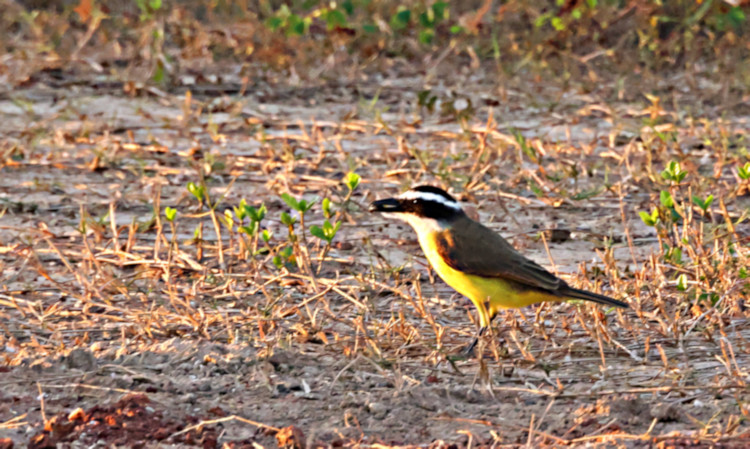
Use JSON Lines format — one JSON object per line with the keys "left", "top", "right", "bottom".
{"left": 387, "top": 213, "right": 450, "bottom": 240}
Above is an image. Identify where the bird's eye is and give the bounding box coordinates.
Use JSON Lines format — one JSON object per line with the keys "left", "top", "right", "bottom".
{"left": 412, "top": 199, "right": 418, "bottom": 204}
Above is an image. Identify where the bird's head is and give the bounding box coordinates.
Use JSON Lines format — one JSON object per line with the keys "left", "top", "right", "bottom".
{"left": 369, "top": 186, "right": 465, "bottom": 229}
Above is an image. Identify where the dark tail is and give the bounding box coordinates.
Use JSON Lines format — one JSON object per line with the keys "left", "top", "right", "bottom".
{"left": 562, "top": 287, "right": 628, "bottom": 308}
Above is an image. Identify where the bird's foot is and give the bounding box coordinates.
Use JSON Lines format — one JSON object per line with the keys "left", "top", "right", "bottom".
{"left": 463, "top": 337, "right": 480, "bottom": 357}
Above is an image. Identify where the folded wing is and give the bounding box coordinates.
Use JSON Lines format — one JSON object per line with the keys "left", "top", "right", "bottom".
{"left": 435, "top": 219, "right": 565, "bottom": 293}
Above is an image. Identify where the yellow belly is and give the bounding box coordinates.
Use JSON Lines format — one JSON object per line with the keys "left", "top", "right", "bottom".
{"left": 418, "top": 233, "right": 561, "bottom": 327}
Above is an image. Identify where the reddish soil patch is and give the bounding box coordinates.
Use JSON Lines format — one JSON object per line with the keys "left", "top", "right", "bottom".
{"left": 27, "top": 394, "right": 217, "bottom": 449}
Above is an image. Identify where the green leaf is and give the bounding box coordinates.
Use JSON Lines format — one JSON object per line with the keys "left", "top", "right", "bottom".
{"left": 726, "top": 7, "right": 746, "bottom": 29}
{"left": 262, "top": 229, "right": 272, "bottom": 243}
{"left": 280, "top": 211, "right": 296, "bottom": 226}
{"left": 239, "top": 221, "right": 259, "bottom": 236}
{"left": 534, "top": 12, "right": 552, "bottom": 28}
{"left": 281, "top": 193, "right": 299, "bottom": 211}
{"left": 418, "top": 29, "right": 434, "bottom": 44}
{"left": 550, "top": 17, "right": 565, "bottom": 31}
{"left": 639, "top": 211, "right": 653, "bottom": 226}
{"left": 639, "top": 209, "right": 659, "bottom": 227}
{"left": 223, "top": 209, "right": 233, "bottom": 229}
{"left": 298, "top": 199, "right": 315, "bottom": 213}
{"left": 432, "top": 1, "right": 448, "bottom": 21}
{"left": 164, "top": 206, "right": 177, "bottom": 222}
{"left": 266, "top": 16, "right": 284, "bottom": 31}
{"left": 344, "top": 172, "right": 361, "bottom": 191}
{"left": 661, "top": 160, "right": 687, "bottom": 183}
{"left": 322, "top": 198, "right": 332, "bottom": 218}
{"left": 187, "top": 182, "right": 204, "bottom": 202}
{"left": 310, "top": 225, "right": 326, "bottom": 241}
{"left": 311, "top": 220, "right": 341, "bottom": 243}
{"left": 692, "top": 194, "right": 714, "bottom": 211}
{"left": 342, "top": 0, "right": 354, "bottom": 15}
{"left": 667, "top": 247, "right": 683, "bottom": 265}
{"left": 287, "top": 14, "right": 307, "bottom": 35}
{"left": 691, "top": 195, "right": 704, "bottom": 210}
{"left": 738, "top": 162, "right": 750, "bottom": 180}
{"left": 390, "top": 7, "right": 411, "bottom": 30}
{"left": 234, "top": 199, "right": 248, "bottom": 220}
{"left": 419, "top": 11, "right": 433, "bottom": 28}
{"left": 660, "top": 190, "right": 674, "bottom": 208}
{"left": 363, "top": 23, "right": 379, "bottom": 33}
{"left": 325, "top": 9, "right": 347, "bottom": 30}
{"left": 245, "top": 204, "right": 266, "bottom": 223}
{"left": 703, "top": 194, "right": 714, "bottom": 210}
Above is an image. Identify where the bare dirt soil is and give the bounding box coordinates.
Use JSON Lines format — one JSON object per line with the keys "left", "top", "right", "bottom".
{"left": 1, "top": 67, "right": 750, "bottom": 448}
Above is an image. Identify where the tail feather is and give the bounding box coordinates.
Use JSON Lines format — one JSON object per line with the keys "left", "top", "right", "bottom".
{"left": 563, "top": 287, "right": 628, "bottom": 309}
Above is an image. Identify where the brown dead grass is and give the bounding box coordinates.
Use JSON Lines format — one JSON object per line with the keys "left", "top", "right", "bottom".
{"left": 1, "top": 2, "right": 750, "bottom": 448}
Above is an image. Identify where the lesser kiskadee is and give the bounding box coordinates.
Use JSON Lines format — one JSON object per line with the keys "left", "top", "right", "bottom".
{"left": 370, "top": 185, "right": 628, "bottom": 352}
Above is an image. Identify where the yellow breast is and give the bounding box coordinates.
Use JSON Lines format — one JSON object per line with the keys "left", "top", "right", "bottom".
{"left": 417, "top": 231, "right": 558, "bottom": 326}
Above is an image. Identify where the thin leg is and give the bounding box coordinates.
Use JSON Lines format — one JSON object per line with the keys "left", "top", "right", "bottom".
{"left": 464, "top": 325, "right": 487, "bottom": 356}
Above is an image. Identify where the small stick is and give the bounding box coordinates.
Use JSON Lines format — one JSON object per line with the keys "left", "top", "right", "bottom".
{"left": 169, "top": 415, "right": 280, "bottom": 440}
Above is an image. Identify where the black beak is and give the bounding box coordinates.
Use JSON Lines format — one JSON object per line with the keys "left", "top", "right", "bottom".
{"left": 369, "top": 198, "right": 403, "bottom": 213}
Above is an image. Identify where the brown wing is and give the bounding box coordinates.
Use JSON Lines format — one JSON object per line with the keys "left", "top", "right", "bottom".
{"left": 435, "top": 218, "right": 565, "bottom": 292}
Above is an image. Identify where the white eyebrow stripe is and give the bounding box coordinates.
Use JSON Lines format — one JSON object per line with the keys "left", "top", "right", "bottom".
{"left": 398, "top": 191, "right": 461, "bottom": 210}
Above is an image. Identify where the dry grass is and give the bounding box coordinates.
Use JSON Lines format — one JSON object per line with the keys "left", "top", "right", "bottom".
{"left": 1, "top": 1, "right": 750, "bottom": 448}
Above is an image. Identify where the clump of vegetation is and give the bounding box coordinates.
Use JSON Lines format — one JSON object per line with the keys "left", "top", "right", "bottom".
{"left": 1, "top": 1, "right": 747, "bottom": 85}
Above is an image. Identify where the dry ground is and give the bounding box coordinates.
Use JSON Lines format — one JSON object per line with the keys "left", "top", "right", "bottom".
{"left": 1, "top": 65, "right": 749, "bottom": 448}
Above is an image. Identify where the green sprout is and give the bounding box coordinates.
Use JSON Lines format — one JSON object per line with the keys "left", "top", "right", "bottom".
{"left": 340, "top": 172, "right": 361, "bottom": 215}
{"left": 661, "top": 160, "right": 687, "bottom": 183}
{"left": 660, "top": 190, "right": 674, "bottom": 208}
{"left": 639, "top": 208, "right": 660, "bottom": 227}
{"left": 281, "top": 193, "right": 315, "bottom": 215}
{"left": 692, "top": 194, "right": 714, "bottom": 212}
{"left": 511, "top": 128, "right": 537, "bottom": 163}
{"left": 187, "top": 181, "right": 205, "bottom": 203}
{"left": 280, "top": 211, "right": 297, "bottom": 227}
{"left": 233, "top": 199, "right": 268, "bottom": 258}
{"left": 310, "top": 220, "right": 341, "bottom": 245}
{"left": 738, "top": 162, "right": 750, "bottom": 180}
{"left": 390, "top": 6, "right": 411, "bottom": 31}
{"left": 344, "top": 172, "right": 360, "bottom": 192}
{"left": 273, "top": 246, "right": 294, "bottom": 270}
{"left": 164, "top": 206, "right": 177, "bottom": 222}
{"left": 322, "top": 198, "right": 332, "bottom": 219}
{"left": 223, "top": 209, "right": 234, "bottom": 230}
{"left": 664, "top": 245, "right": 683, "bottom": 265}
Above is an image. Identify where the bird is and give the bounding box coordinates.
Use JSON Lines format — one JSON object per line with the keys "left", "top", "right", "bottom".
{"left": 369, "top": 185, "right": 628, "bottom": 354}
